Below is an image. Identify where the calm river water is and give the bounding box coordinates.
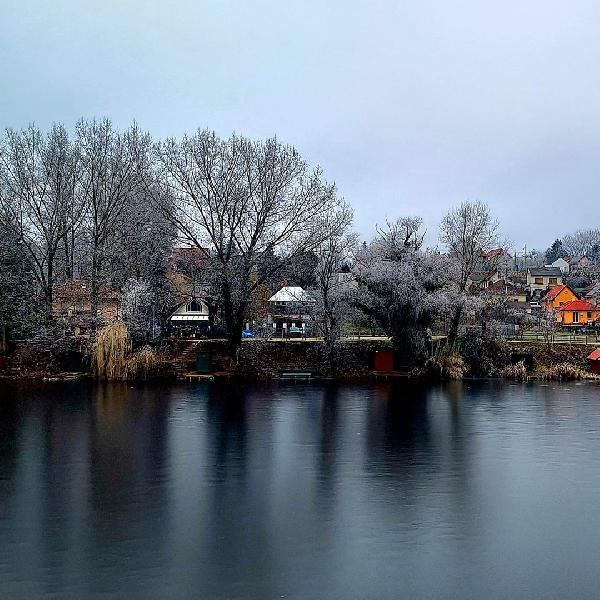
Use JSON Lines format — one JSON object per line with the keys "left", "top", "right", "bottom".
{"left": 1, "top": 380, "right": 600, "bottom": 599}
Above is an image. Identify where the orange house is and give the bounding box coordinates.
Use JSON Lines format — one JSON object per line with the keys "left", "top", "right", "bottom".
{"left": 543, "top": 284, "right": 578, "bottom": 311}
{"left": 557, "top": 300, "right": 600, "bottom": 327}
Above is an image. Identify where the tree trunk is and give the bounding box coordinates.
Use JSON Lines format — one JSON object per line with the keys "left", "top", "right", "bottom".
{"left": 221, "top": 286, "right": 245, "bottom": 363}
{"left": 45, "top": 258, "right": 54, "bottom": 316}
{"left": 447, "top": 305, "right": 463, "bottom": 350}
{"left": 90, "top": 242, "right": 101, "bottom": 325}
{"left": 227, "top": 322, "right": 243, "bottom": 362}
{"left": 63, "top": 229, "right": 74, "bottom": 279}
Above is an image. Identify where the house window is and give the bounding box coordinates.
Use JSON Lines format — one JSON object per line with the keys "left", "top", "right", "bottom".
{"left": 75, "top": 300, "right": 84, "bottom": 312}
{"left": 549, "top": 277, "right": 557, "bottom": 285}
{"left": 573, "top": 312, "right": 579, "bottom": 323}
{"left": 588, "top": 312, "right": 592, "bottom": 319}
{"left": 186, "top": 299, "right": 202, "bottom": 312}
{"left": 534, "top": 277, "right": 543, "bottom": 285}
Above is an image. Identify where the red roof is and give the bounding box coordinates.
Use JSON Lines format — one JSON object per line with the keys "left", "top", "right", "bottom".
{"left": 481, "top": 248, "right": 505, "bottom": 260}
{"left": 558, "top": 300, "right": 595, "bottom": 312}
{"left": 544, "top": 284, "right": 568, "bottom": 301}
{"left": 587, "top": 348, "right": 600, "bottom": 361}
{"left": 169, "top": 248, "right": 210, "bottom": 272}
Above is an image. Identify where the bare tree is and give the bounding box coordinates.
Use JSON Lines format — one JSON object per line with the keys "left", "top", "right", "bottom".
{"left": 562, "top": 229, "right": 600, "bottom": 258}
{"left": 150, "top": 130, "right": 348, "bottom": 360}
{"left": 536, "top": 309, "right": 561, "bottom": 350}
{"left": 0, "top": 124, "right": 82, "bottom": 310}
{"left": 440, "top": 201, "right": 499, "bottom": 347}
{"left": 76, "top": 119, "right": 149, "bottom": 318}
{"left": 310, "top": 215, "right": 356, "bottom": 375}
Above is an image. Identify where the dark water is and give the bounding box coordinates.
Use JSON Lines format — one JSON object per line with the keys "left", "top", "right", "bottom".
{"left": 1, "top": 381, "right": 600, "bottom": 599}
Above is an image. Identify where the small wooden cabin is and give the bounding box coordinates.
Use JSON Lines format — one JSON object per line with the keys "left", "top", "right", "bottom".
{"left": 586, "top": 348, "right": 600, "bottom": 374}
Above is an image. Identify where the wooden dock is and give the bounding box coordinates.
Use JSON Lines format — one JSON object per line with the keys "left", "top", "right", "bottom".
{"left": 372, "top": 370, "right": 411, "bottom": 380}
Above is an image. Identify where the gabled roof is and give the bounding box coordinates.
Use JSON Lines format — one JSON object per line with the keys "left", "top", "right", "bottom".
{"left": 558, "top": 300, "right": 595, "bottom": 312}
{"left": 170, "top": 247, "right": 210, "bottom": 267}
{"left": 481, "top": 248, "right": 506, "bottom": 260}
{"left": 269, "top": 286, "right": 312, "bottom": 303}
{"left": 584, "top": 282, "right": 600, "bottom": 298}
{"left": 544, "top": 284, "right": 577, "bottom": 302}
{"left": 528, "top": 267, "right": 563, "bottom": 277}
{"left": 170, "top": 297, "right": 210, "bottom": 320}
{"left": 587, "top": 348, "right": 600, "bottom": 361}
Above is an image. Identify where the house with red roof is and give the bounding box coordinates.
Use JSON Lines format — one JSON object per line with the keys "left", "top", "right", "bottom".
{"left": 479, "top": 248, "right": 514, "bottom": 275}
{"left": 542, "top": 284, "right": 578, "bottom": 311}
{"left": 556, "top": 300, "right": 600, "bottom": 327}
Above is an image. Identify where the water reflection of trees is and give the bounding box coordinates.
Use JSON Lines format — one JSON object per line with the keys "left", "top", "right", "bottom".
{"left": 86, "top": 383, "right": 171, "bottom": 593}
{"left": 364, "top": 381, "right": 481, "bottom": 544}
{"left": 0, "top": 384, "right": 22, "bottom": 508}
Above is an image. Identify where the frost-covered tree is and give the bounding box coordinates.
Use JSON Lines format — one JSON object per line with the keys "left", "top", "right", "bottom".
{"left": 352, "top": 217, "right": 455, "bottom": 365}
{"left": 535, "top": 309, "right": 561, "bottom": 350}
{"left": 121, "top": 278, "right": 156, "bottom": 344}
{"left": 440, "top": 201, "right": 499, "bottom": 347}
{"left": 0, "top": 124, "right": 83, "bottom": 310}
{"left": 562, "top": 229, "right": 600, "bottom": 258}
{"left": 310, "top": 218, "right": 356, "bottom": 375}
{"left": 76, "top": 119, "right": 149, "bottom": 317}
{"left": 0, "top": 224, "right": 37, "bottom": 344}
{"left": 150, "top": 130, "right": 349, "bottom": 360}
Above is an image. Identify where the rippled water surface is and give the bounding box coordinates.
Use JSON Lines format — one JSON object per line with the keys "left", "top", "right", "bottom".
{"left": 2, "top": 380, "right": 600, "bottom": 599}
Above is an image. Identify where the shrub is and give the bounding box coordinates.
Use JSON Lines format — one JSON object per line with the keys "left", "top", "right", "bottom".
{"left": 442, "top": 353, "right": 467, "bottom": 379}
{"left": 458, "top": 327, "right": 510, "bottom": 377}
{"left": 126, "top": 345, "right": 160, "bottom": 380}
{"left": 423, "top": 353, "right": 466, "bottom": 380}
{"left": 540, "top": 363, "right": 583, "bottom": 381}
{"left": 496, "top": 360, "right": 528, "bottom": 381}
{"left": 10, "top": 319, "right": 78, "bottom": 375}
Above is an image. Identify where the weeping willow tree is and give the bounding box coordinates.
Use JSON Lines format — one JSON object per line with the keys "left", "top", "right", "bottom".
{"left": 93, "top": 321, "right": 129, "bottom": 380}
{"left": 93, "top": 320, "right": 159, "bottom": 380}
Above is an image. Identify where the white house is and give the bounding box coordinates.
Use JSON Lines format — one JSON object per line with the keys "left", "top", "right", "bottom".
{"left": 267, "top": 286, "right": 314, "bottom": 335}
{"left": 169, "top": 297, "right": 211, "bottom": 336}
{"left": 526, "top": 267, "right": 563, "bottom": 294}
{"left": 546, "top": 257, "right": 569, "bottom": 274}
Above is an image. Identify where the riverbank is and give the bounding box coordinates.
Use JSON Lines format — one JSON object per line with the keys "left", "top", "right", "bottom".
{"left": 2, "top": 337, "right": 599, "bottom": 382}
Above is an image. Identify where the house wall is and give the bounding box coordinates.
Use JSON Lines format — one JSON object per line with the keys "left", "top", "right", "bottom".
{"left": 558, "top": 309, "right": 600, "bottom": 325}
{"left": 544, "top": 287, "right": 577, "bottom": 310}
{"left": 508, "top": 293, "right": 527, "bottom": 303}
{"left": 52, "top": 299, "right": 120, "bottom": 321}
{"left": 590, "top": 361, "right": 600, "bottom": 374}
{"left": 527, "top": 274, "right": 563, "bottom": 292}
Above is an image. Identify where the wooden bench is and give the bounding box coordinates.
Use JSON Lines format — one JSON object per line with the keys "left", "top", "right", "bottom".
{"left": 279, "top": 370, "right": 313, "bottom": 380}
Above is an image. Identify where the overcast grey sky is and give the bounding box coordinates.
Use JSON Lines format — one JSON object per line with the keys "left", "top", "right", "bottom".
{"left": 2, "top": 0, "right": 600, "bottom": 250}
